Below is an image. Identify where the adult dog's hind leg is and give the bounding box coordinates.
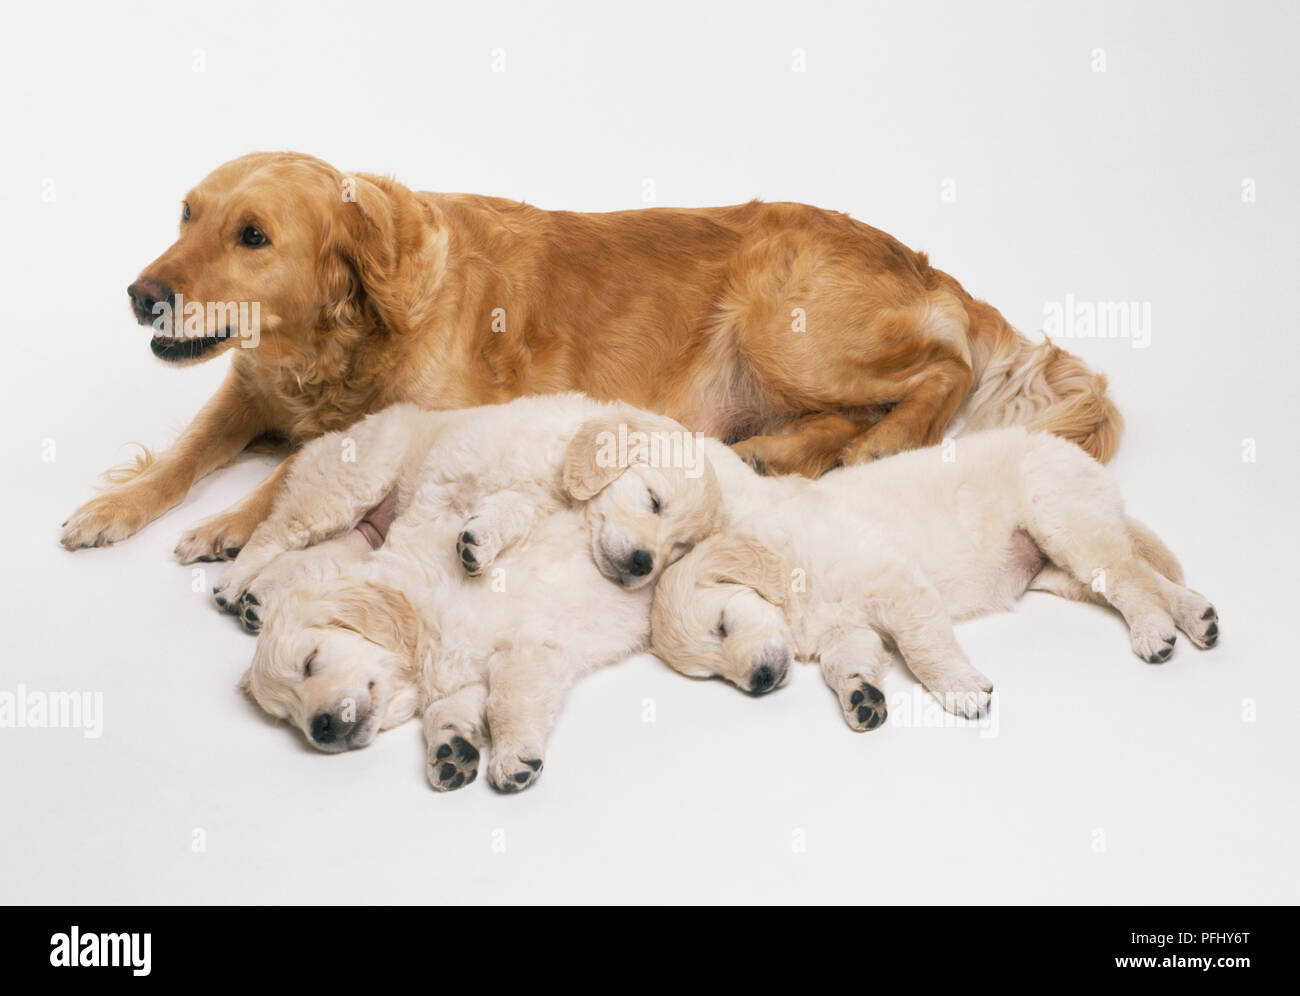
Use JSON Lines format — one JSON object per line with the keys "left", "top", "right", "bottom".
{"left": 731, "top": 413, "right": 864, "bottom": 477}
{"left": 838, "top": 356, "right": 973, "bottom": 464}
{"left": 424, "top": 684, "right": 489, "bottom": 792}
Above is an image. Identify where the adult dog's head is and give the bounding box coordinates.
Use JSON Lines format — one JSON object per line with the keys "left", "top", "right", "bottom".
{"left": 650, "top": 532, "right": 795, "bottom": 694}
{"left": 238, "top": 579, "right": 422, "bottom": 752}
{"left": 563, "top": 412, "right": 724, "bottom": 589}
{"left": 127, "top": 151, "right": 444, "bottom": 366}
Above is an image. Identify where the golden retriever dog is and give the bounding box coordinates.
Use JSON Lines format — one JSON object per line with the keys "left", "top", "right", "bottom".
{"left": 649, "top": 428, "right": 1218, "bottom": 729}
{"left": 60, "top": 151, "right": 1121, "bottom": 561}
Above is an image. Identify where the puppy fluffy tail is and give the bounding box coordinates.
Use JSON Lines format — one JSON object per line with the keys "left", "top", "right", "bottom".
{"left": 955, "top": 308, "right": 1123, "bottom": 464}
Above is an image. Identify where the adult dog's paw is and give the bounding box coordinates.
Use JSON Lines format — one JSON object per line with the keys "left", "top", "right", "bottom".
{"left": 838, "top": 679, "right": 887, "bottom": 731}
{"left": 426, "top": 728, "right": 482, "bottom": 792}
{"left": 60, "top": 491, "right": 152, "bottom": 550}
{"left": 488, "top": 749, "right": 544, "bottom": 793}
{"left": 456, "top": 522, "right": 500, "bottom": 578}
{"left": 175, "top": 507, "right": 258, "bottom": 564}
{"left": 928, "top": 668, "right": 994, "bottom": 719}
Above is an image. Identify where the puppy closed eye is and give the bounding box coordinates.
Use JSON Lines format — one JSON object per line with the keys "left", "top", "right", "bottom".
{"left": 648, "top": 490, "right": 662, "bottom": 515}
{"left": 303, "top": 650, "right": 318, "bottom": 677}
{"left": 714, "top": 617, "right": 727, "bottom": 639}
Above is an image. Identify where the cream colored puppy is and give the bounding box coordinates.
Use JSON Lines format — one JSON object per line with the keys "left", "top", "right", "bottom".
{"left": 652, "top": 427, "right": 1218, "bottom": 729}
{"left": 242, "top": 508, "right": 651, "bottom": 791}
{"left": 222, "top": 393, "right": 723, "bottom": 791}
{"left": 213, "top": 393, "right": 721, "bottom": 632}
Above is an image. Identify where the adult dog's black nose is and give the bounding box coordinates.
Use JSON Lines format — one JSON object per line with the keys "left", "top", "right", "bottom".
{"left": 627, "top": 549, "right": 653, "bottom": 577}
{"left": 310, "top": 712, "right": 337, "bottom": 745}
{"left": 127, "top": 276, "right": 174, "bottom": 326}
{"left": 749, "top": 666, "right": 779, "bottom": 694}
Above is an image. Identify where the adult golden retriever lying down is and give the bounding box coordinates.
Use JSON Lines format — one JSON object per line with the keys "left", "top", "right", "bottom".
{"left": 60, "top": 151, "right": 1121, "bottom": 561}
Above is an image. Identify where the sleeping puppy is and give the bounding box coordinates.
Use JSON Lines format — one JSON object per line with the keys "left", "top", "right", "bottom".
{"left": 241, "top": 507, "right": 651, "bottom": 792}
{"left": 214, "top": 392, "right": 721, "bottom": 631}
{"left": 650, "top": 427, "right": 1219, "bottom": 729}
{"left": 224, "top": 394, "right": 722, "bottom": 791}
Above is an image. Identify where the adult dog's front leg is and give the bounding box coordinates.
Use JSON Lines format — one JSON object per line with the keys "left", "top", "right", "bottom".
{"left": 61, "top": 369, "right": 268, "bottom": 550}
{"left": 484, "top": 645, "right": 579, "bottom": 793}
{"left": 174, "top": 455, "right": 296, "bottom": 564}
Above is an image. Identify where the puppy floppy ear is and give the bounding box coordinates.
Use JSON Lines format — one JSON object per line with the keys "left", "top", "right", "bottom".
{"left": 235, "top": 667, "right": 252, "bottom": 696}
{"left": 696, "top": 532, "right": 790, "bottom": 607}
{"left": 325, "top": 580, "right": 422, "bottom": 663}
{"left": 562, "top": 411, "right": 687, "bottom": 501}
{"left": 320, "top": 173, "right": 445, "bottom": 338}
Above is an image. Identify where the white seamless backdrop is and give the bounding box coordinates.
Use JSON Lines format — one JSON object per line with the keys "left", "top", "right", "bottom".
{"left": 0, "top": 0, "right": 1296, "bottom": 903}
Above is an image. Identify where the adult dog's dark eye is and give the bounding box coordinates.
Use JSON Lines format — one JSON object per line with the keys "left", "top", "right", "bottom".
{"left": 240, "top": 225, "right": 268, "bottom": 247}
{"left": 182, "top": 202, "right": 190, "bottom": 221}
{"left": 649, "top": 491, "right": 662, "bottom": 515}
{"left": 303, "top": 651, "right": 317, "bottom": 677}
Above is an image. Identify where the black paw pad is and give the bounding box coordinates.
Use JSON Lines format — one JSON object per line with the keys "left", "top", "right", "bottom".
{"left": 452, "top": 736, "right": 480, "bottom": 764}
{"left": 848, "top": 682, "right": 886, "bottom": 731}
{"left": 429, "top": 731, "right": 480, "bottom": 791}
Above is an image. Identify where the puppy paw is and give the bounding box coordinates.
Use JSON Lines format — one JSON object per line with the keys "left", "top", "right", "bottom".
{"left": 837, "top": 679, "right": 887, "bottom": 731}
{"left": 456, "top": 523, "right": 500, "bottom": 578}
{"left": 928, "top": 668, "right": 994, "bottom": 718}
{"left": 175, "top": 507, "right": 258, "bottom": 564}
{"left": 488, "top": 749, "right": 544, "bottom": 793}
{"left": 212, "top": 561, "right": 267, "bottom": 624}
{"left": 426, "top": 728, "right": 482, "bottom": 792}
{"left": 1173, "top": 596, "right": 1219, "bottom": 650}
{"left": 1130, "top": 612, "right": 1179, "bottom": 663}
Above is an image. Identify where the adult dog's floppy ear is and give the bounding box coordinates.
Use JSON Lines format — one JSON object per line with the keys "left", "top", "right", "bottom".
{"left": 696, "top": 532, "right": 790, "bottom": 607}
{"left": 563, "top": 410, "right": 694, "bottom": 500}
{"left": 320, "top": 173, "right": 446, "bottom": 338}
{"left": 325, "top": 580, "right": 422, "bottom": 663}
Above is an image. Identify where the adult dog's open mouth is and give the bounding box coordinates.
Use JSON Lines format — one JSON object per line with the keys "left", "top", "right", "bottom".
{"left": 150, "top": 328, "right": 233, "bottom": 362}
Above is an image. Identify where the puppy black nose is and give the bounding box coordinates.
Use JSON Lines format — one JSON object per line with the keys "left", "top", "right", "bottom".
{"left": 127, "top": 276, "right": 174, "bottom": 326}
{"left": 627, "top": 549, "right": 653, "bottom": 577}
{"left": 749, "top": 666, "right": 778, "bottom": 694}
{"left": 310, "top": 712, "right": 337, "bottom": 745}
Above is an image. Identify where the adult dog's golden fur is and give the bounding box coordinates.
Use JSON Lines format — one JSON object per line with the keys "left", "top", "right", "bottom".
{"left": 60, "top": 151, "right": 1122, "bottom": 561}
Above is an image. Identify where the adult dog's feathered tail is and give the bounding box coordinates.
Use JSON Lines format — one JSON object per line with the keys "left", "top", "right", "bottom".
{"left": 953, "top": 301, "right": 1123, "bottom": 464}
